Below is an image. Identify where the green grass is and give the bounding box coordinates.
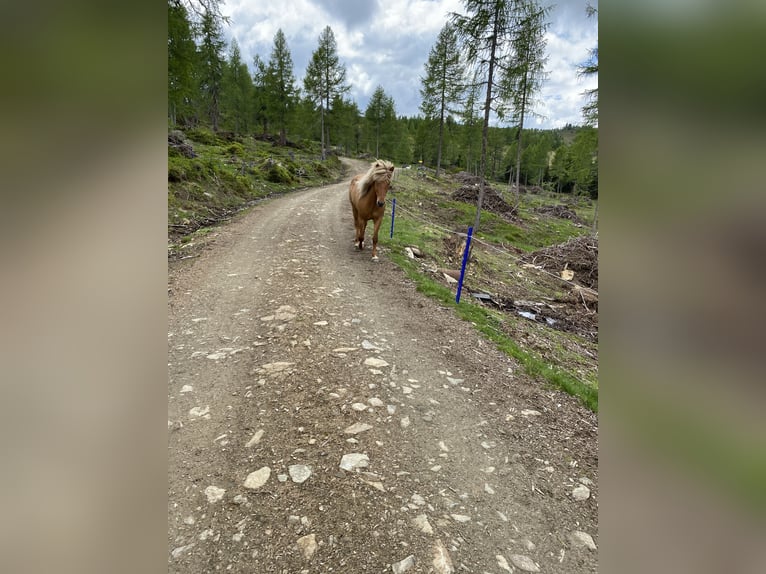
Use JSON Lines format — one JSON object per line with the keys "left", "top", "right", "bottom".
{"left": 388, "top": 249, "right": 598, "bottom": 412}
{"left": 384, "top": 169, "right": 599, "bottom": 412}
{"left": 168, "top": 130, "right": 343, "bottom": 239}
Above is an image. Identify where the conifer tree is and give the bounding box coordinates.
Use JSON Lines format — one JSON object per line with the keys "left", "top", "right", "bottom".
{"left": 197, "top": 6, "right": 226, "bottom": 131}
{"left": 264, "top": 29, "right": 297, "bottom": 145}
{"left": 364, "top": 86, "right": 396, "bottom": 159}
{"left": 452, "top": 0, "right": 548, "bottom": 234}
{"left": 221, "top": 40, "right": 254, "bottom": 134}
{"left": 420, "top": 22, "right": 465, "bottom": 176}
{"left": 304, "top": 26, "right": 350, "bottom": 159}
{"left": 168, "top": 0, "right": 198, "bottom": 126}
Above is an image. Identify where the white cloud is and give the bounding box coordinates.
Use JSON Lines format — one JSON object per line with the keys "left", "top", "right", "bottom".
{"left": 218, "top": 0, "right": 598, "bottom": 127}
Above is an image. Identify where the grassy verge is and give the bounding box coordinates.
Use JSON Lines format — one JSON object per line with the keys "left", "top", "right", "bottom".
{"left": 168, "top": 128, "right": 344, "bottom": 245}
{"left": 389, "top": 250, "right": 598, "bottom": 412}
{"left": 384, "top": 169, "right": 599, "bottom": 412}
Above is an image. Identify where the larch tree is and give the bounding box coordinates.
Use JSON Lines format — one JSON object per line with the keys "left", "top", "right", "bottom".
{"left": 251, "top": 55, "right": 269, "bottom": 134}
{"left": 168, "top": 0, "right": 199, "bottom": 127}
{"left": 451, "top": 0, "right": 548, "bottom": 236}
{"left": 364, "top": 86, "right": 396, "bottom": 159}
{"left": 197, "top": 5, "right": 226, "bottom": 131}
{"left": 419, "top": 22, "right": 465, "bottom": 176}
{"left": 264, "top": 29, "right": 297, "bottom": 146}
{"left": 504, "top": 3, "right": 549, "bottom": 206}
{"left": 303, "top": 26, "right": 350, "bottom": 160}
{"left": 579, "top": 3, "right": 598, "bottom": 126}
{"left": 221, "top": 40, "right": 254, "bottom": 134}
{"left": 459, "top": 69, "right": 483, "bottom": 173}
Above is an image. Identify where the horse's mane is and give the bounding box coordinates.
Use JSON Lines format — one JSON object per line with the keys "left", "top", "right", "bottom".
{"left": 357, "top": 159, "right": 394, "bottom": 197}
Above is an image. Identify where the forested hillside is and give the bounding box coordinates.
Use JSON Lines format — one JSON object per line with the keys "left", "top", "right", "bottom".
{"left": 168, "top": 0, "right": 597, "bottom": 199}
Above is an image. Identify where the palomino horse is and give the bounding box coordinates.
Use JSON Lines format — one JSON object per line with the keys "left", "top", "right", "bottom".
{"left": 348, "top": 159, "right": 395, "bottom": 260}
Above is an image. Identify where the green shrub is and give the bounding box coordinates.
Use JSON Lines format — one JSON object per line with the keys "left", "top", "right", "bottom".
{"left": 227, "top": 142, "right": 245, "bottom": 156}
{"left": 186, "top": 128, "right": 217, "bottom": 145}
{"left": 265, "top": 162, "right": 295, "bottom": 184}
{"left": 313, "top": 160, "right": 331, "bottom": 177}
{"left": 168, "top": 156, "right": 189, "bottom": 182}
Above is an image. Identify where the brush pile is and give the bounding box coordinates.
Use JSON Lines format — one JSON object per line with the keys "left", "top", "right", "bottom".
{"left": 525, "top": 234, "right": 599, "bottom": 290}
{"left": 451, "top": 172, "right": 517, "bottom": 216}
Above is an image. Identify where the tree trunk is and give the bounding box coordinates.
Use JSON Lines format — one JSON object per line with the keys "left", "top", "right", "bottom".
{"left": 592, "top": 200, "right": 599, "bottom": 231}
{"left": 514, "top": 86, "right": 526, "bottom": 210}
{"left": 471, "top": 14, "right": 500, "bottom": 238}
{"left": 320, "top": 104, "right": 326, "bottom": 160}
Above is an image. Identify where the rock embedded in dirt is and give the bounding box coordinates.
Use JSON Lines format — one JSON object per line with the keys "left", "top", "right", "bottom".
{"left": 288, "top": 465, "right": 312, "bottom": 484}
{"left": 412, "top": 514, "right": 434, "bottom": 534}
{"left": 260, "top": 361, "right": 295, "bottom": 375}
{"left": 171, "top": 543, "right": 195, "bottom": 559}
{"left": 243, "top": 467, "right": 271, "bottom": 489}
{"left": 364, "top": 357, "right": 389, "bottom": 368}
{"left": 339, "top": 453, "right": 369, "bottom": 472}
{"left": 510, "top": 554, "right": 540, "bottom": 572}
{"left": 344, "top": 422, "right": 373, "bottom": 435}
{"left": 296, "top": 533, "right": 317, "bottom": 560}
{"left": 188, "top": 406, "right": 210, "bottom": 419}
{"left": 392, "top": 554, "right": 416, "bottom": 573}
{"left": 432, "top": 539, "right": 454, "bottom": 573}
{"left": 245, "top": 429, "right": 264, "bottom": 447}
{"left": 569, "top": 530, "right": 597, "bottom": 550}
{"left": 204, "top": 485, "right": 225, "bottom": 503}
{"left": 411, "top": 493, "right": 426, "bottom": 506}
{"left": 572, "top": 484, "right": 591, "bottom": 501}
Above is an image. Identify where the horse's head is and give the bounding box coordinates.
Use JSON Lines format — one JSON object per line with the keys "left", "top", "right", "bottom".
{"left": 373, "top": 161, "right": 395, "bottom": 207}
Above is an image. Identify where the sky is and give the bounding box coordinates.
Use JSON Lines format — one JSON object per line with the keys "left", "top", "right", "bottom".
{"left": 219, "top": 0, "right": 598, "bottom": 130}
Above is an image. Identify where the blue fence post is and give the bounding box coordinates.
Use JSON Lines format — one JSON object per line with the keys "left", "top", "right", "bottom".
{"left": 456, "top": 227, "right": 473, "bottom": 303}
{"left": 389, "top": 197, "right": 396, "bottom": 238}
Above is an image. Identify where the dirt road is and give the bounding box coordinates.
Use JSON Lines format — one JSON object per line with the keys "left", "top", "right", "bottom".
{"left": 168, "top": 159, "right": 598, "bottom": 573}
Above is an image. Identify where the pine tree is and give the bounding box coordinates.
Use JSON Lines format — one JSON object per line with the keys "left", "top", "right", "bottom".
{"left": 579, "top": 4, "right": 598, "bottom": 126}
{"left": 303, "top": 26, "right": 350, "bottom": 159}
{"left": 505, "top": 3, "right": 549, "bottom": 205}
{"left": 264, "top": 29, "right": 297, "bottom": 145}
{"left": 197, "top": 6, "right": 226, "bottom": 131}
{"left": 419, "top": 22, "right": 465, "bottom": 176}
{"left": 168, "top": 0, "right": 199, "bottom": 127}
{"left": 252, "top": 55, "right": 269, "bottom": 134}
{"left": 451, "top": 0, "right": 548, "bottom": 235}
{"left": 364, "top": 86, "right": 396, "bottom": 159}
{"left": 330, "top": 96, "right": 361, "bottom": 156}
{"left": 459, "top": 69, "right": 482, "bottom": 173}
{"left": 221, "top": 40, "right": 254, "bottom": 134}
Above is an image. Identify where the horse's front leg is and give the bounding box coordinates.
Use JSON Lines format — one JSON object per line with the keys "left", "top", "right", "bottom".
{"left": 356, "top": 217, "right": 366, "bottom": 250}
{"left": 371, "top": 215, "right": 383, "bottom": 260}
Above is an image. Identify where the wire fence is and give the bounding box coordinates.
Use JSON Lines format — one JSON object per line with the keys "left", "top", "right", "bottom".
{"left": 391, "top": 200, "right": 599, "bottom": 297}
{"left": 384, "top": 172, "right": 599, "bottom": 394}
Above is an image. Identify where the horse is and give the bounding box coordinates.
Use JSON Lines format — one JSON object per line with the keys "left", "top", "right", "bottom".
{"left": 348, "top": 159, "right": 395, "bottom": 260}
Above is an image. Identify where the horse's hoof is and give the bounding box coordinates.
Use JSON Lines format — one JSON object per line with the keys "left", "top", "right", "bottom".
{"left": 371, "top": 255, "right": 379, "bottom": 262}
